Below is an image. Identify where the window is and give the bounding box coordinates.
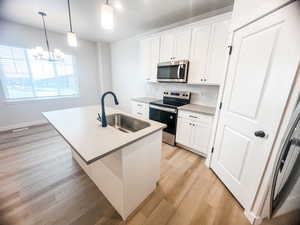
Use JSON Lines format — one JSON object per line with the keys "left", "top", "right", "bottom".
{"left": 0, "top": 45, "right": 79, "bottom": 100}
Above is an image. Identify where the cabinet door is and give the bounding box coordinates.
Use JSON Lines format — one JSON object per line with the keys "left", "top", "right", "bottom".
{"left": 140, "top": 37, "right": 160, "bottom": 82}
{"left": 191, "top": 121, "right": 211, "bottom": 155}
{"left": 176, "top": 117, "right": 192, "bottom": 147}
{"left": 173, "top": 29, "right": 191, "bottom": 61}
{"left": 206, "top": 19, "right": 230, "bottom": 84}
{"left": 188, "top": 24, "right": 211, "bottom": 84}
{"left": 159, "top": 33, "right": 174, "bottom": 62}
{"left": 150, "top": 37, "right": 160, "bottom": 81}
{"left": 140, "top": 39, "right": 152, "bottom": 81}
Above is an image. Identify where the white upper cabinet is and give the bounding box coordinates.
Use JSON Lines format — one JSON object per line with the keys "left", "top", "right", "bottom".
{"left": 141, "top": 12, "right": 231, "bottom": 84}
{"left": 159, "top": 29, "right": 191, "bottom": 62}
{"left": 188, "top": 24, "right": 211, "bottom": 84}
{"left": 173, "top": 29, "right": 191, "bottom": 61}
{"left": 188, "top": 16, "right": 231, "bottom": 85}
{"left": 159, "top": 33, "right": 174, "bottom": 62}
{"left": 140, "top": 36, "right": 160, "bottom": 82}
{"left": 206, "top": 19, "right": 231, "bottom": 84}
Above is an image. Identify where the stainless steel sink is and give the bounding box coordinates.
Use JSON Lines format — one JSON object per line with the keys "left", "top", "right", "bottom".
{"left": 107, "top": 113, "right": 150, "bottom": 133}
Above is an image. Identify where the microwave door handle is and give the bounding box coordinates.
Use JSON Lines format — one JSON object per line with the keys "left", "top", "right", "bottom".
{"left": 177, "top": 65, "right": 181, "bottom": 79}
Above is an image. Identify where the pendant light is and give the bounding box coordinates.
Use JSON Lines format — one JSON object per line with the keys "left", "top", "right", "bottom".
{"left": 67, "top": 0, "right": 78, "bottom": 47}
{"left": 101, "top": 0, "right": 114, "bottom": 30}
{"left": 32, "top": 11, "right": 64, "bottom": 61}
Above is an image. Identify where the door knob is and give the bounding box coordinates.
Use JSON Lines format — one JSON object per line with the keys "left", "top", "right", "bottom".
{"left": 254, "top": 130, "right": 266, "bottom": 138}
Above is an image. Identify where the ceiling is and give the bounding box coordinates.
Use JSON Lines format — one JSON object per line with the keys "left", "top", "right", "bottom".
{"left": 0, "top": 0, "right": 233, "bottom": 43}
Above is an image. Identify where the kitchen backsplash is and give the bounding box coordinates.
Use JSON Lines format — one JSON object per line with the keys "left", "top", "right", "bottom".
{"left": 145, "top": 82, "right": 219, "bottom": 107}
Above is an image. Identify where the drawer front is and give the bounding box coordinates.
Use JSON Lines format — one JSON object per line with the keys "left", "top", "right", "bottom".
{"left": 131, "top": 101, "right": 149, "bottom": 118}
{"left": 178, "top": 110, "right": 213, "bottom": 124}
{"left": 132, "top": 101, "right": 147, "bottom": 110}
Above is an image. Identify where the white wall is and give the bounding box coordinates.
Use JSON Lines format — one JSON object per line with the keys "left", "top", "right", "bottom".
{"left": 98, "top": 42, "right": 112, "bottom": 93}
{"left": 0, "top": 20, "right": 102, "bottom": 130}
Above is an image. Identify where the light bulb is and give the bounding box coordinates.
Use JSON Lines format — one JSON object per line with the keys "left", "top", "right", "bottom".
{"left": 53, "top": 49, "right": 64, "bottom": 59}
{"left": 67, "top": 32, "right": 78, "bottom": 47}
{"left": 101, "top": 3, "right": 114, "bottom": 30}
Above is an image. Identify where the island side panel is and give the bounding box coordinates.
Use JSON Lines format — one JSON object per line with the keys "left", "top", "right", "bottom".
{"left": 71, "top": 149, "right": 124, "bottom": 218}
{"left": 121, "top": 130, "right": 163, "bottom": 218}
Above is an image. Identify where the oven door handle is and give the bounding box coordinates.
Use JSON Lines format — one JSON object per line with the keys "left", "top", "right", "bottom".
{"left": 150, "top": 104, "right": 177, "bottom": 113}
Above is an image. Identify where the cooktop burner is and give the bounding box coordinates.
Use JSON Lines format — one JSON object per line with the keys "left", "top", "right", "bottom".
{"left": 150, "top": 99, "right": 186, "bottom": 108}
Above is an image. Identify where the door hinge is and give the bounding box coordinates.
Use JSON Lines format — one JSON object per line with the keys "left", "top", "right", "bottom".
{"left": 211, "top": 147, "right": 214, "bottom": 154}
{"left": 228, "top": 45, "right": 233, "bottom": 55}
{"left": 219, "top": 102, "right": 223, "bottom": 110}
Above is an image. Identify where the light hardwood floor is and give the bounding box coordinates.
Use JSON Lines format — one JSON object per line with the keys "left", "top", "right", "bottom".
{"left": 0, "top": 124, "right": 299, "bottom": 225}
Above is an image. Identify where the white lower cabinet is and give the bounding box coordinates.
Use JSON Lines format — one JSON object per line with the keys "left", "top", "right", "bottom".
{"left": 176, "top": 110, "right": 212, "bottom": 156}
{"left": 131, "top": 101, "right": 149, "bottom": 119}
{"left": 176, "top": 117, "right": 192, "bottom": 147}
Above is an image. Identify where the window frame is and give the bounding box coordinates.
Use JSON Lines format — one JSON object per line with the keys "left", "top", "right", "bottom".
{"left": 0, "top": 45, "right": 80, "bottom": 102}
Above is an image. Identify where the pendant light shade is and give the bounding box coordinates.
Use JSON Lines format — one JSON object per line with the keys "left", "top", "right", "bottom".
{"left": 101, "top": 1, "right": 114, "bottom": 30}
{"left": 67, "top": 31, "right": 78, "bottom": 47}
{"left": 67, "top": 0, "right": 77, "bottom": 47}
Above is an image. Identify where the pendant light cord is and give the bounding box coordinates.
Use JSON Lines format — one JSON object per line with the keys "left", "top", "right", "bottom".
{"left": 39, "top": 12, "right": 51, "bottom": 59}
{"left": 68, "top": 0, "right": 73, "bottom": 32}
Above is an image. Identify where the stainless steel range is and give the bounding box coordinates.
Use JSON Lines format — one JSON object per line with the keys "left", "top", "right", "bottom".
{"left": 149, "top": 91, "right": 191, "bottom": 145}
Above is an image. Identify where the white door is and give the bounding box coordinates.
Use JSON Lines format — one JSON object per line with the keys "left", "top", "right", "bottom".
{"left": 206, "top": 19, "right": 230, "bottom": 84}
{"left": 159, "top": 33, "right": 174, "bottom": 62}
{"left": 188, "top": 24, "right": 211, "bottom": 84}
{"left": 173, "top": 29, "right": 191, "bottom": 61}
{"left": 211, "top": 2, "right": 300, "bottom": 210}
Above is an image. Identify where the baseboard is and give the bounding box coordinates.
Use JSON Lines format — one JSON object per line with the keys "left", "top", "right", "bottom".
{"left": 176, "top": 143, "right": 207, "bottom": 158}
{"left": 244, "top": 210, "right": 264, "bottom": 225}
{"left": 0, "top": 120, "right": 48, "bottom": 132}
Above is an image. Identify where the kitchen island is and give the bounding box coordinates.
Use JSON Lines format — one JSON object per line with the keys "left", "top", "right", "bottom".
{"left": 43, "top": 105, "right": 165, "bottom": 220}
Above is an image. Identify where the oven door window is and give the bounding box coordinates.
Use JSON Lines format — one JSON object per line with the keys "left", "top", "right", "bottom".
{"left": 157, "top": 64, "right": 185, "bottom": 80}
{"left": 149, "top": 107, "right": 177, "bottom": 134}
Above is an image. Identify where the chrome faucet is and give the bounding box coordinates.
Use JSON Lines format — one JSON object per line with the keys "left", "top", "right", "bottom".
{"left": 98, "top": 91, "right": 119, "bottom": 127}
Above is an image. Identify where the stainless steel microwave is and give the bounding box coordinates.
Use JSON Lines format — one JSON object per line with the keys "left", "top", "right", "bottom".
{"left": 157, "top": 60, "right": 189, "bottom": 83}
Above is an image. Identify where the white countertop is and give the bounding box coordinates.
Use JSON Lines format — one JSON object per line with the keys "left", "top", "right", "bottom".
{"left": 178, "top": 104, "right": 216, "bottom": 115}
{"left": 131, "top": 97, "right": 159, "bottom": 104}
{"left": 43, "top": 105, "right": 165, "bottom": 164}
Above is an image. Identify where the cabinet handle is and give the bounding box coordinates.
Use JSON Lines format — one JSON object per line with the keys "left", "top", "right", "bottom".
{"left": 137, "top": 112, "right": 142, "bottom": 115}
{"left": 189, "top": 115, "right": 198, "bottom": 119}
{"left": 137, "top": 104, "right": 142, "bottom": 107}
